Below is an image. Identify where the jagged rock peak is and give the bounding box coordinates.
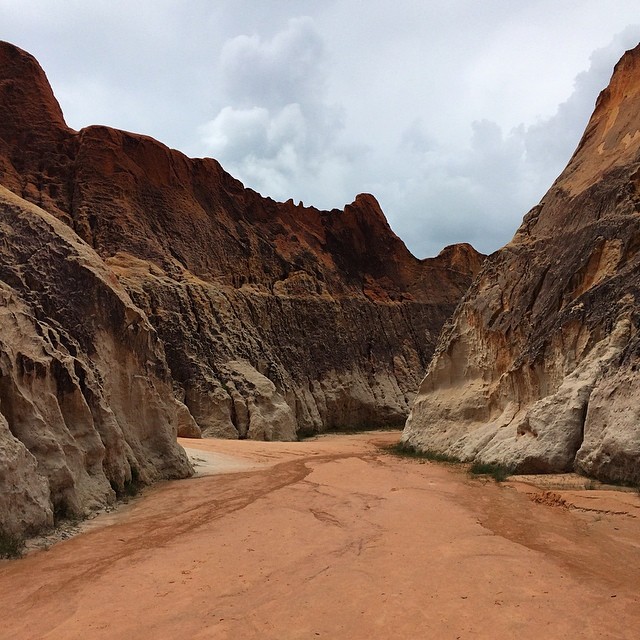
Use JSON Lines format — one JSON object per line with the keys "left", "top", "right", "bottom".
{"left": 0, "top": 41, "right": 69, "bottom": 135}
{"left": 528, "top": 42, "right": 640, "bottom": 225}
{"left": 434, "top": 243, "right": 485, "bottom": 274}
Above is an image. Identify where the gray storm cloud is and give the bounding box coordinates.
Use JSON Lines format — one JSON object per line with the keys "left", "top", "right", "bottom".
{"left": 200, "top": 17, "right": 348, "bottom": 204}
{"left": 201, "top": 20, "right": 640, "bottom": 256}
{"left": 219, "top": 17, "right": 324, "bottom": 110}
{"left": 380, "top": 26, "right": 640, "bottom": 256}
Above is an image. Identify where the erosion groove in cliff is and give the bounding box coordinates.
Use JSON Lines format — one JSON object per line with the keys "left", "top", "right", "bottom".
{"left": 403, "top": 43, "right": 640, "bottom": 484}
{"left": 0, "top": 40, "right": 483, "bottom": 448}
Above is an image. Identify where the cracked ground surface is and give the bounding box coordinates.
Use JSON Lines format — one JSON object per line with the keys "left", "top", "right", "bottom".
{"left": 1, "top": 431, "right": 639, "bottom": 639}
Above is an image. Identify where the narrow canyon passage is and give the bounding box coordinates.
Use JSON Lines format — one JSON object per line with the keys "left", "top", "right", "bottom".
{"left": 1, "top": 432, "right": 639, "bottom": 640}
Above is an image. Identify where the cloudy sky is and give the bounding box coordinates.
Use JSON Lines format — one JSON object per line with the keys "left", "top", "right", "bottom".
{"left": 2, "top": 1, "right": 639, "bottom": 257}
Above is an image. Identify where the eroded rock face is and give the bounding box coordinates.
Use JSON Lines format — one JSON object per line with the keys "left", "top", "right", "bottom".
{"left": 403, "top": 44, "right": 640, "bottom": 484}
{"left": 0, "top": 41, "right": 483, "bottom": 443}
{"left": 0, "top": 186, "right": 193, "bottom": 537}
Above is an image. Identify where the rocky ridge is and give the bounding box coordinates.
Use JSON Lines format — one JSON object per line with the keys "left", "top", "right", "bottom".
{"left": 0, "top": 42, "right": 482, "bottom": 536}
{"left": 0, "top": 41, "right": 482, "bottom": 442}
{"left": 403, "top": 44, "right": 640, "bottom": 484}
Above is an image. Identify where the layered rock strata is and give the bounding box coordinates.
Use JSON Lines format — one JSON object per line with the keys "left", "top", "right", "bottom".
{"left": 0, "top": 41, "right": 483, "bottom": 444}
{"left": 403, "top": 44, "right": 640, "bottom": 484}
{"left": 0, "top": 185, "right": 193, "bottom": 538}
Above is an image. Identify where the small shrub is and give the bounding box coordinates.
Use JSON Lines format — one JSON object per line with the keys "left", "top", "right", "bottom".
{"left": 469, "top": 461, "right": 513, "bottom": 482}
{"left": 384, "top": 442, "right": 460, "bottom": 464}
{"left": 123, "top": 466, "right": 142, "bottom": 497}
{"left": 0, "top": 529, "right": 25, "bottom": 559}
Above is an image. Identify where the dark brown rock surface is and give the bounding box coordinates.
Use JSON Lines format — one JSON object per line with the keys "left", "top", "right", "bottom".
{"left": 0, "top": 41, "right": 483, "bottom": 449}
{"left": 403, "top": 44, "right": 640, "bottom": 484}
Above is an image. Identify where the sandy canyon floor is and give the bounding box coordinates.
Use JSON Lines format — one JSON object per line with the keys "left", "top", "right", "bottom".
{"left": 1, "top": 431, "right": 639, "bottom": 639}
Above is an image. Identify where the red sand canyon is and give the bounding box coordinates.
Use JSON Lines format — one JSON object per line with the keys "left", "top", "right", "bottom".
{"left": 1, "top": 40, "right": 640, "bottom": 640}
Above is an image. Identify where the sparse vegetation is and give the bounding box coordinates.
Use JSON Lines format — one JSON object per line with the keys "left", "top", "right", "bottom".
{"left": 328, "top": 424, "right": 405, "bottom": 435}
{"left": 123, "top": 466, "right": 142, "bottom": 497}
{"left": 468, "top": 461, "right": 514, "bottom": 482}
{"left": 53, "top": 500, "right": 74, "bottom": 525}
{"left": 384, "top": 442, "right": 460, "bottom": 463}
{"left": 110, "top": 467, "right": 144, "bottom": 499}
{"left": 0, "top": 529, "right": 25, "bottom": 559}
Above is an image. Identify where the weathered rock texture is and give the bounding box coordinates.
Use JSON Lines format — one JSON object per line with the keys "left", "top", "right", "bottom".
{"left": 403, "top": 44, "right": 640, "bottom": 484}
{"left": 0, "top": 41, "right": 483, "bottom": 449}
{"left": 0, "top": 185, "right": 193, "bottom": 538}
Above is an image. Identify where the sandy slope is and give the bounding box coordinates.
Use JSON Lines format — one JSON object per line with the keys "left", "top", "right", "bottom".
{"left": 1, "top": 432, "right": 639, "bottom": 639}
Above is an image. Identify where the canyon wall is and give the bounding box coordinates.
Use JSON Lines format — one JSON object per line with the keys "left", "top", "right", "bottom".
{"left": 0, "top": 41, "right": 482, "bottom": 536}
{"left": 0, "top": 41, "right": 482, "bottom": 443}
{"left": 403, "top": 44, "right": 640, "bottom": 484}
{"left": 0, "top": 185, "right": 193, "bottom": 537}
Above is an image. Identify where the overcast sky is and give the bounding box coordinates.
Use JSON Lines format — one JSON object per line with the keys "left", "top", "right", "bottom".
{"left": 2, "top": 1, "right": 639, "bottom": 257}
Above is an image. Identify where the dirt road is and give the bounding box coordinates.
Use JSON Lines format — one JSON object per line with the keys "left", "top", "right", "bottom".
{"left": 1, "top": 432, "right": 639, "bottom": 639}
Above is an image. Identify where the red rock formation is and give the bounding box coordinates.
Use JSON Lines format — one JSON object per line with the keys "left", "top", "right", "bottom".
{"left": 0, "top": 41, "right": 483, "bottom": 449}
{"left": 403, "top": 44, "right": 640, "bottom": 484}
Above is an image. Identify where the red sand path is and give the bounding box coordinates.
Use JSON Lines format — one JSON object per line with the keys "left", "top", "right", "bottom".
{"left": 1, "top": 432, "right": 639, "bottom": 639}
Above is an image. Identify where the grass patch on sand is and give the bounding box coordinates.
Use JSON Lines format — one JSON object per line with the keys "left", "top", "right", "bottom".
{"left": 468, "top": 461, "right": 514, "bottom": 482}
{"left": 385, "top": 443, "right": 514, "bottom": 482}
{"left": 384, "top": 441, "right": 460, "bottom": 464}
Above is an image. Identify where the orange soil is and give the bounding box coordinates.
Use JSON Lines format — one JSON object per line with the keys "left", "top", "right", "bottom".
{"left": 1, "top": 432, "right": 639, "bottom": 639}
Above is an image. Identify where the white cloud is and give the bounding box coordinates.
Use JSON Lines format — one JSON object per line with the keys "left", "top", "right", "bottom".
{"left": 199, "top": 17, "right": 351, "bottom": 203}
{"left": 201, "top": 106, "right": 271, "bottom": 158}
{"left": 219, "top": 17, "right": 324, "bottom": 110}
{"left": 373, "top": 26, "right": 640, "bottom": 257}
{"left": 196, "top": 14, "right": 640, "bottom": 257}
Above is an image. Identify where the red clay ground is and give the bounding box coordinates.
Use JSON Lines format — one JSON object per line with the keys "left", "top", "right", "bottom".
{"left": 1, "top": 432, "right": 639, "bottom": 639}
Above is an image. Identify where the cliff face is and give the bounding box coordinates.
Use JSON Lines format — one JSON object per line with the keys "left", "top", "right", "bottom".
{"left": 403, "top": 44, "right": 640, "bottom": 484}
{"left": 0, "top": 185, "right": 193, "bottom": 538}
{"left": 0, "top": 41, "right": 483, "bottom": 448}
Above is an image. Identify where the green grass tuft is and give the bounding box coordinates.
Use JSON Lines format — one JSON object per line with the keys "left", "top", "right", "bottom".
{"left": 384, "top": 442, "right": 460, "bottom": 463}
{"left": 469, "top": 461, "right": 513, "bottom": 482}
